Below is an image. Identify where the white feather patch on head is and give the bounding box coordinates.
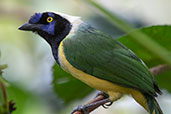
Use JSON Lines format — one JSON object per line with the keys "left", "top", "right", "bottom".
{"left": 56, "top": 12, "right": 81, "bottom": 23}
{"left": 55, "top": 12, "right": 83, "bottom": 34}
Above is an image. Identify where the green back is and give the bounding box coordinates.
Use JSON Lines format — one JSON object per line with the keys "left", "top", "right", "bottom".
{"left": 63, "top": 23, "right": 156, "bottom": 96}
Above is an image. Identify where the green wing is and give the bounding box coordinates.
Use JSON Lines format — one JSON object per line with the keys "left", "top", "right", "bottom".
{"left": 63, "top": 23, "right": 159, "bottom": 96}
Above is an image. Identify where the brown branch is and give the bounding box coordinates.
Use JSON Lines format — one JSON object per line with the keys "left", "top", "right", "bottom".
{"left": 73, "top": 95, "right": 105, "bottom": 114}
{"left": 150, "top": 64, "right": 171, "bottom": 75}
{"left": 73, "top": 64, "right": 171, "bottom": 114}
{"left": 0, "top": 78, "right": 8, "bottom": 110}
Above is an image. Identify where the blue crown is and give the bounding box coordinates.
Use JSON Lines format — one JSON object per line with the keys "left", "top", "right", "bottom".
{"left": 29, "top": 13, "right": 42, "bottom": 24}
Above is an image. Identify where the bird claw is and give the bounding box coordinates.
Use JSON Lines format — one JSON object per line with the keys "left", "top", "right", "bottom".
{"left": 95, "top": 91, "right": 113, "bottom": 109}
{"left": 71, "top": 92, "right": 112, "bottom": 114}
{"left": 95, "top": 91, "right": 109, "bottom": 99}
{"left": 71, "top": 105, "right": 89, "bottom": 114}
{"left": 102, "top": 101, "right": 113, "bottom": 109}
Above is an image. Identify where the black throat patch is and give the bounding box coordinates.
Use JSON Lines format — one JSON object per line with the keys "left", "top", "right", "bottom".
{"left": 51, "top": 14, "right": 72, "bottom": 64}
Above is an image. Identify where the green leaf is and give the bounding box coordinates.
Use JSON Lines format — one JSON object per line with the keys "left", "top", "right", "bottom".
{"left": 52, "top": 64, "right": 94, "bottom": 104}
{"left": 155, "top": 71, "right": 171, "bottom": 93}
{"left": 118, "top": 25, "right": 171, "bottom": 92}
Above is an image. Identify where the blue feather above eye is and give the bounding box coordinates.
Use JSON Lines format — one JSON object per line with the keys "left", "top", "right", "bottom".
{"left": 29, "top": 13, "right": 42, "bottom": 24}
{"left": 48, "top": 13, "right": 55, "bottom": 17}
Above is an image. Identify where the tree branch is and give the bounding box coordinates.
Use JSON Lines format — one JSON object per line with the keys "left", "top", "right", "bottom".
{"left": 73, "top": 64, "right": 171, "bottom": 114}
{"left": 150, "top": 64, "right": 171, "bottom": 75}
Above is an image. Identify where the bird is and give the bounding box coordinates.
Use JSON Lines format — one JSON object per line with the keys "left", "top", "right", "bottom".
{"left": 19, "top": 12, "right": 163, "bottom": 114}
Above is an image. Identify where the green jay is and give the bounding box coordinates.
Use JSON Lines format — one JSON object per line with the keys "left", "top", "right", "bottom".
{"left": 19, "top": 12, "right": 163, "bottom": 114}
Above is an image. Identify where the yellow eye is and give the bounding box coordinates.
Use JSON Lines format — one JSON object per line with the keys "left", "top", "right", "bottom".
{"left": 47, "top": 17, "right": 53, "bottom": 23}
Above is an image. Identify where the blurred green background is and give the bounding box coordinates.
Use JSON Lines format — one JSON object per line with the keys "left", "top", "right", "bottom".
{"left": 0, "top": 0, "right": 171, "bottom": 114}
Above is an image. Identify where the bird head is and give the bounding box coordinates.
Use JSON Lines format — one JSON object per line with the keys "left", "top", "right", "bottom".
{"left": 18, "top": 12, "right": 75, "bottom": 45}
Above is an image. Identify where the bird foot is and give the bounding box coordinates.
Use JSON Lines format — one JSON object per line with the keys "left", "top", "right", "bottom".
{"left": 71, "top": 105, "right": 89, "bottom": 114}
{"left": 71, "top": 92, "right": 112, "bottom": 114}
{"left": 95, "top": 91, "right": 113, "bottom": 109}
{"left": 71, "top": 97, "right": 111, "bottom": 114}
{"left": 95, "top": 91, "right": 109, "bottom": 99}
{"left": 102, "top": 101, "right": 113, "bottom": 109}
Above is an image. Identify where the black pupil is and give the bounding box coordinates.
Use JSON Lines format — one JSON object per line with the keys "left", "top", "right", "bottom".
{"left": 48, "top": 17, "right": 51, "bottom": 21}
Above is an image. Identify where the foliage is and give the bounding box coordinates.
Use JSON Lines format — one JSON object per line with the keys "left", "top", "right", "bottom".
{"left": 118, "top": 25, "right": 171, "bottom": 66}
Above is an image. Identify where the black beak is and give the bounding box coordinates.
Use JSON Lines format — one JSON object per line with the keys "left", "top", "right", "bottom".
{"left": 18, "top": 23, "right": 41, "bottom": 31}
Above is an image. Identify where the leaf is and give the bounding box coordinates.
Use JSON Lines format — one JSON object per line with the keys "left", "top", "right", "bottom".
{"left": 155, "top": 71, "right": 171, "bottom": 93}
{"left": 52, "top": 64, "right": 94, "bottom": 104}
{"left": 118, "top": 25, "right": 171, "bottom": 92}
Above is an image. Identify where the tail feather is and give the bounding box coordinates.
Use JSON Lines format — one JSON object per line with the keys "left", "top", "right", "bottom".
{"left": 131, "top": 91, "right": 163, "bottom": 114}
{"left": 153, "top": 82, "right": 162, "bottom": 95}
{"left": 145, "top": 95, "right": 163, "bottom": 114}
